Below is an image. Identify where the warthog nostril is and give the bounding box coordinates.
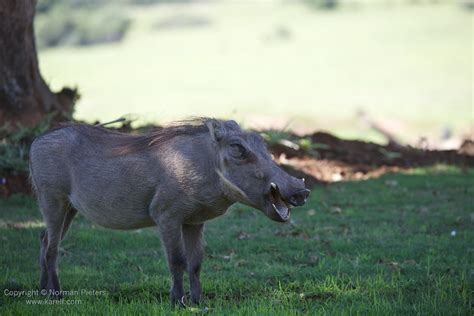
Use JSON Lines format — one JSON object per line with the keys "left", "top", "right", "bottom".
{"left": 288, "top": 189, "right": 310, "bottom": 206}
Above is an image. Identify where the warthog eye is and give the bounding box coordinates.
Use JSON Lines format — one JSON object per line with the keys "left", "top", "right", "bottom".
{"left": 229, "top": 143, "right": 248, "bottom": 159}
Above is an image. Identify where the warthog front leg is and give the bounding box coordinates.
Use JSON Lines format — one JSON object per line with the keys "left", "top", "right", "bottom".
{"left": 156, "top": 220, "right": 187, "bottom": 306}
{"left": 183, "top": 224, "right": 204, "bottom": 304}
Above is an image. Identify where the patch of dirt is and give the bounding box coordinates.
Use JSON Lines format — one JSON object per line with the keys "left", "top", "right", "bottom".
{"left": 2, "top": 128, "right": 473, "bottom": 197}
{"left": 0, "top": 172, "right": 31, "bottom": 197}
{"left": 278, "top": 158, "right": 403, "bottom": 185}
{"left": 269, "top": 131, "right": 474, "bottom": 187}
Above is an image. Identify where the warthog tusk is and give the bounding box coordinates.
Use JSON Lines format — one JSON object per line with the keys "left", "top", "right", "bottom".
{"left": 271, "top": 182, "right": 277, "bottom": 189}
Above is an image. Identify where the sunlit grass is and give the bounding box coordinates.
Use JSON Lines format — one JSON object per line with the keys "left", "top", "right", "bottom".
{"left": 0, "top": 220, "right": 45, "bottom": 229}
{"left": 38, "top": 2, "right": 472, "bottom": 143}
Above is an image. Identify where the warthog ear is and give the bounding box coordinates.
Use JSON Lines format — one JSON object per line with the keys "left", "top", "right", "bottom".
{"left": 206, "top": 119, "right": 225, "bottom": 142}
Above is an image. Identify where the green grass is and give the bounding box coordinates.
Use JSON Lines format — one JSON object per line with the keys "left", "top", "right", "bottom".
{"left": 38, "top": 2, "right": 473, "bottom": 142}
{"left": 1, "top": 166, "right": 472, "bottom": 314}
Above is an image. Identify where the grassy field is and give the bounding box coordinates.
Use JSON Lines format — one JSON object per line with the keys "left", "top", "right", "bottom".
{"left": 0, "top": 166, "right": 472, "bottom": 315}
{"left": 38, "top": 2, "right": 473, "bottom": 142}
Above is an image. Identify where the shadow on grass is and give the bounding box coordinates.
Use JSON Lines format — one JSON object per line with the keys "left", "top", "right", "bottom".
{"left": 0, "top": 166, "right": 472, "bottom": 313}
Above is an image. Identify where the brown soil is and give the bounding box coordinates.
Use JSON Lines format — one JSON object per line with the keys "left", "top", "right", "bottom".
{"left": 2, "top": 129, "right": 473, "bottom": 197}
{"left": 0, "top": 172, "right": 32, "bottom": 197}
{"left": 269, "top": 131, "right": 473, "bottom": 187}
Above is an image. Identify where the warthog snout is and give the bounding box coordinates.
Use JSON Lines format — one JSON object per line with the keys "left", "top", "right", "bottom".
{"left": 264, "top": 177, "right": 310, "bottom": 222}
{"left": 288, "top": 188, "right": 310, "bottom": 207}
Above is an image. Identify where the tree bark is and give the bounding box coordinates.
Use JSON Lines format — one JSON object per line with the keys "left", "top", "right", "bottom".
{"left": 0, "top": 0, "right": 76, "bottom": 130}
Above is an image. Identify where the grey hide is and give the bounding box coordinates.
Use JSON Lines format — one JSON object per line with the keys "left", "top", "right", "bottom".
{"left": 29, "top": 118, "right": 310, "bottom": 305}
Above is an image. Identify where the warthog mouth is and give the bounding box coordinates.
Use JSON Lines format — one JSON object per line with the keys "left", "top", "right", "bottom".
{"left": 269, "top": 182, "right": 293, "bottom": 222}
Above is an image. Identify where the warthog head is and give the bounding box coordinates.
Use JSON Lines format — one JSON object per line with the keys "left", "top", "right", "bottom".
{"left": 208, "top": 119, "right": 310, "bottom": 222}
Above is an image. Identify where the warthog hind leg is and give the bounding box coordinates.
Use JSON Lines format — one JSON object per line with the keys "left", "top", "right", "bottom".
{"left": 38, "top": 197, "right": 77, "bottom": 297}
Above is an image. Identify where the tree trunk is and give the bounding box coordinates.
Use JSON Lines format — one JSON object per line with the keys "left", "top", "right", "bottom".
{"left": 0, "top": 0, "right": 76, "bottom": 130}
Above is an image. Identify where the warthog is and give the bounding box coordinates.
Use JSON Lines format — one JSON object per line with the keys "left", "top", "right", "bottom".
{"left": 29, "top": 118, "right": 309, "bottom": 305}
